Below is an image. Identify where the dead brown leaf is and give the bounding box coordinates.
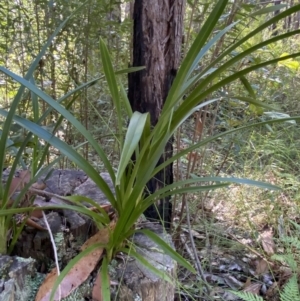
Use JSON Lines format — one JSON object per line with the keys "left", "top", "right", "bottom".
{"left": 255, "top": 259, "right": 269, "bottom": 276}
{"left": 0, "top": 170, "right": 31, "bottom": 207}
{"left": 265, "top": 282, "right": 279, "bottom": 298}
{"left": 31, "top": 181, "right": 47, "bottom": 190}
{"left": 243, "top": 278, "right": 252, "bottom": 289}
{"left": 25, "top": 218, "right": 47, "bottom": 231}
{"left": 35, "top": 268, "right": 59, "bottom": 301}
{"left": 194, "top": 112, "right": 203, "bottom": 136}
{"left": 90, "top": 204, "right": 115, "bottom": 220}
{"left": 243, "top": 282, "right": 262, "bottom": 295}
{"left": 8, "top": 170, "right": 31, "bottom": 198}
{"left": 35, "top": 225, "right": 113, "bottom": 301}
{"left": 90, "top": 204, "right": 112, "bottom": 213}
{"left": 29, "top": 207, "right": 44, "bottom": 219}
{"left": 243, "top": 278, "right": 262, "bottom": 296}
{"left": 92, "top": 271, "right": 106, "bottom": 301}
{"left": 260, "top": 227, "right": 275, "bottom": 255}
{"left": 278, "top": 266, "right": 293, "bottom": 280}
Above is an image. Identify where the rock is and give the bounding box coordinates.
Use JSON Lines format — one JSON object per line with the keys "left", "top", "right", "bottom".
{"left": 0, "top": 255, "right": 43, "bottom": 301}
{"left": 42, "top": 169, "right": 87, "bottom": 196}
{"left": 3, "top": 170, "right": 177, "bottom": 300}
{"left": 111, "top": 223, "right": 177, "bottom": 301}
{"left": 73, "top": 172, "right": 115, "bottom": 207}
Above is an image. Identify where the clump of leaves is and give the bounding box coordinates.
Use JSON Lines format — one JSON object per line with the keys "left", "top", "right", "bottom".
{"left": 1, "top": 1, "right": 300, "bottom": 300}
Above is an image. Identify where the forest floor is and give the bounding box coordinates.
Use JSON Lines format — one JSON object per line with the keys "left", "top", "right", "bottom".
{"left": 174, "top": 152, "right": 300, "bottom": 300}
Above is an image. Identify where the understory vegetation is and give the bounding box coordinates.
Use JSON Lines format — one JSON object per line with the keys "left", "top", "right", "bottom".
{"left": 1, "top": 1, "right": 300, "bottom": 300}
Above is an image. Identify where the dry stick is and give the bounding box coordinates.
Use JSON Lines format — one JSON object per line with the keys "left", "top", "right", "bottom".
{"left": 171, "top": 128, "right": 182, "bottom": 232}
{"left": 29, "top": 187, "right": 77, "bottom": 205}
{"left": 177, "top": 166, "right": 212, "bottom": 296}
{"left": 180, "top": 235, "right": 196, "bottom": 263}
{"left": 39, "top": 206, "right": 62, "bottom": 300}
{"left": 185, "top": 200, "right": 211, "bottom": 297}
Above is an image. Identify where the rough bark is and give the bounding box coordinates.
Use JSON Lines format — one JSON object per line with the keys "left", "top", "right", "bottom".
{"left": 272, "top": 0, "right": 282, "bottom": 35}
{"left": 128, "top": 0, "right": 185, "bottom": 227}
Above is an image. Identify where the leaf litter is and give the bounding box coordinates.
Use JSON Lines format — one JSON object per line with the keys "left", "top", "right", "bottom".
{"left": 35, "top": 222, "right": 114, "bottom": 301}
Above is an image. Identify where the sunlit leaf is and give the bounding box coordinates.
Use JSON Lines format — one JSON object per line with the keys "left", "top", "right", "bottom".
{"left": 116, "top": 112, "right": 148, "bottom": 185}
{"left": 250, "top": 4, "right": 287, "bottom": 17}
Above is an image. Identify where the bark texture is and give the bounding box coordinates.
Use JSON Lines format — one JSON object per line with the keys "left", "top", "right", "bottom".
{"left": 272, "top": 0, "right": 282, "bottom": 35}
{"left": 128, "top": 0, "right": 185, "bottom": 227}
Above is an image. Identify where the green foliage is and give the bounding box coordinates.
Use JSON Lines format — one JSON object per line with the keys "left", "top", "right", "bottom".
{"left": 0, "top": 16, "right": 73, "bottom": 255}
{"left": 274, "top": 222, "right": 300, "bottom": 301}
{"left": 231, "top": 220, "right": 300, "bottom": 301}
{"left": 280, "top": 274, "right": 300, "bottom": 301}
{"left": 0, "top": 0, "right": 132, "bottom": 158}
{"left": 1, "top": 1, "right": 300, "bottom": 300}
{"left": 230, "top": 275, "right": 300, "bottom": 301}
{"left": 230, "top": 291, "right": 264, "bottom": 301}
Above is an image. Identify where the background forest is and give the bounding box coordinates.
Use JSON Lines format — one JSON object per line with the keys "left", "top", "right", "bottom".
{"left": 1, "top": 0, "right": 300, "bottom": 300}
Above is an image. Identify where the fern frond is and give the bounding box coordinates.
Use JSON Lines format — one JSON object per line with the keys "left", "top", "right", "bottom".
{"left": 289, "top": 220, "right": 300, "bottom": 233}
{"left": 229, "top": 291, "right": 264, "bottom": 301}
{"left": 280, "top": 274, "right": 300, "bottom": 301}
{"left": 280, "top": 236, "right": 300, "bottom": 250}
{"left": 271, "top": 254, "right": 298, "bottom": 272}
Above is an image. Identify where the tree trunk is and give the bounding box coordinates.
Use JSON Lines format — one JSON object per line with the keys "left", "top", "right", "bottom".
{"left": 272, "top": 0, "right": 282, "bottom": 35}
{"left": 128, "top": 0, "right": 185, "bottom": 227}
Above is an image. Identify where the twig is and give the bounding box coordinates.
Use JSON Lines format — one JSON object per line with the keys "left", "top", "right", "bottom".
{"left": 180, "top": 234, "right": 196, "bottom": 262}
{"left": 29, "top": 187, "right": 76, "bottom": 205}
{"left": 40, "top": 205, "right": 62, "bottom": 300}
{"left": 185, "top": 200, "right": 211, "bottom": 296}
